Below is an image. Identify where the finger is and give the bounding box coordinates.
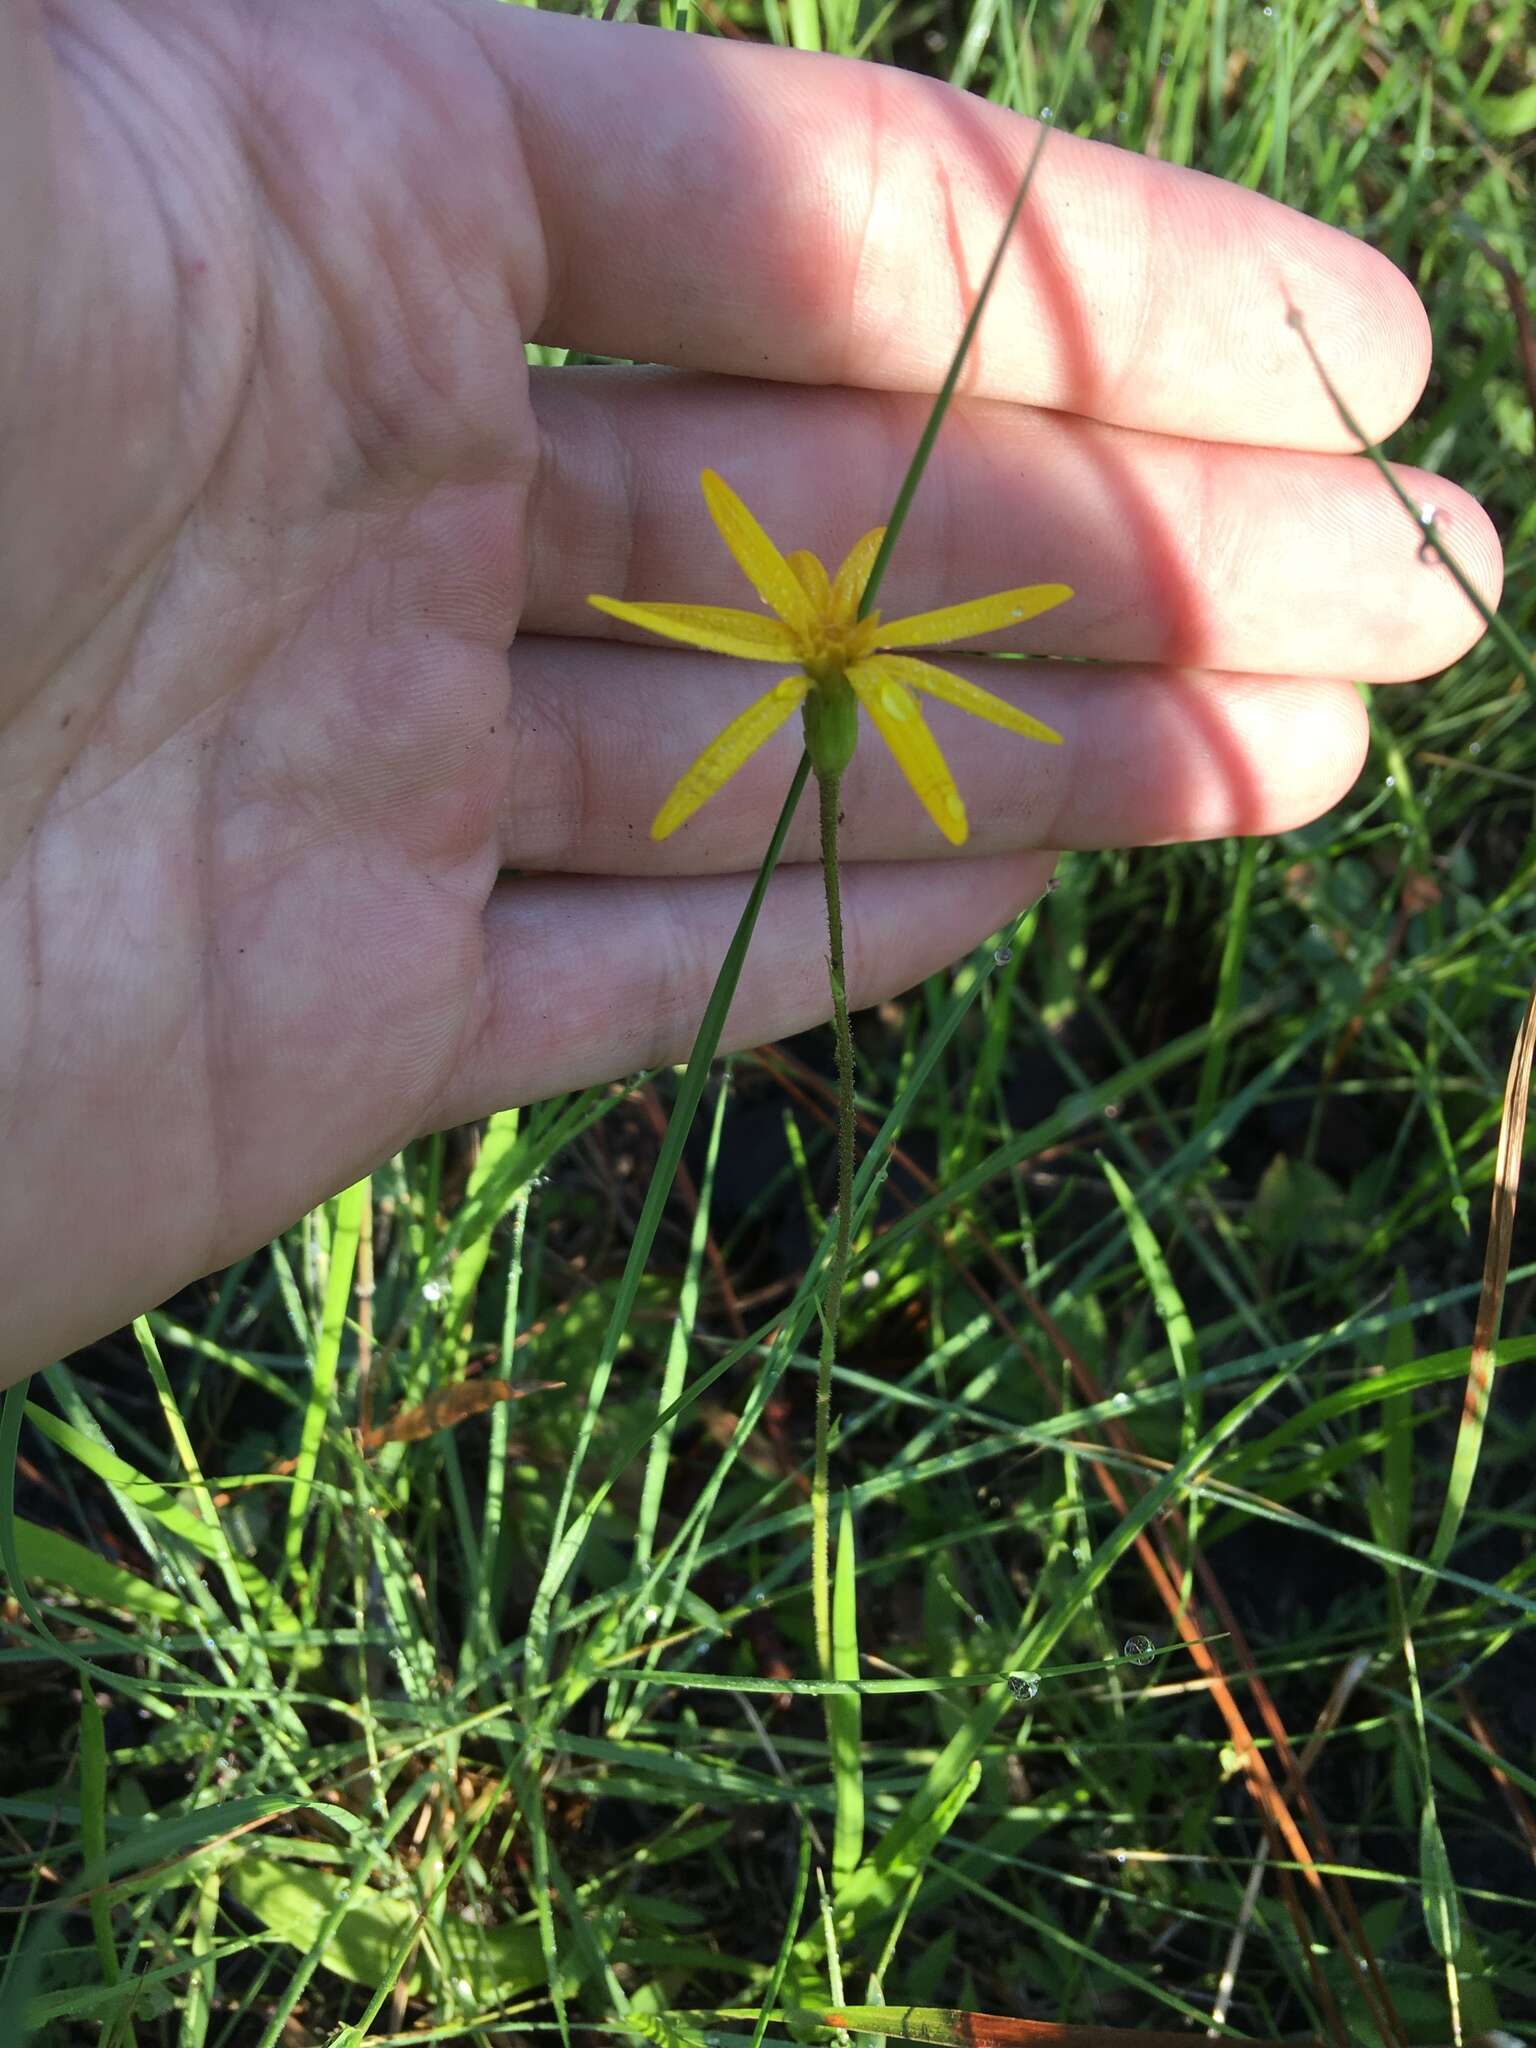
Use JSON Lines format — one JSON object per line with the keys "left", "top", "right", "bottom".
{"left": 501, "top": 639, "right": 1368, "bottom": 872}
{"left": 493, "top": 9, "right": 1428, "bottom": 448}
{"left": 526, "top": 371, "right": 1501, "bottom": 684}
{"left": 434, "top": 849, "right": 1055, "bottom": 1125}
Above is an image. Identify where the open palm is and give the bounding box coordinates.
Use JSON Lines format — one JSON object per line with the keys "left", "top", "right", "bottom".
{"left": 0, "top": 0, "right": 1500, "bottom": 1377}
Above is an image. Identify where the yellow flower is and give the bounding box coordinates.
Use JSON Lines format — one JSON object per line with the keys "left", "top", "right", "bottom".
{"left": 588, "top": 470, "right": 1072, "bottom": 846}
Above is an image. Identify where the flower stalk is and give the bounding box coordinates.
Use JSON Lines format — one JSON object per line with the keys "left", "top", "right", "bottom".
{"left": 811, "top": 765, "right": 856, "bottom": 1680}
{"left": 583, "top": 123, "right": 1064, "bottom": 1844}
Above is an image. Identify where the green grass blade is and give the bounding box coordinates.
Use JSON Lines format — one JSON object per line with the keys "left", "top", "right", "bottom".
{"left": 284, "top": 1176, "right": 367, "bottom": 1583}
{"left": 77, "top": 1687, "right": 119, "bottom": 1989}
{"left": 830, "top": 1497, "right": 865, "bottom": 1887}
{"left": 635, "top": 1073, "right": 730, "bottom": 1575}
{"left": 1193, "top": 837, "right": 1259, "bottom": 1131}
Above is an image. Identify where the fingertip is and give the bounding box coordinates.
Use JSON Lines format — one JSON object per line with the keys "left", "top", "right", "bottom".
{"left": 1286, "top": 238, "right": 1434, "bottom": 451}
{"left": 1354, "top": 245, "right": 1433, "bottom": 445}
{"left": 1236, "top": 674, "right": 1370, "bottom": 833}
{"left": 1374, "top": 472, "right": 1506, "bottom": 679}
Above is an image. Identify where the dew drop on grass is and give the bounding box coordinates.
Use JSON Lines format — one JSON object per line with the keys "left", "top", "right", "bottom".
{"left": 1123, "top": 1634, "right": 1156, "bottom": 1667}
{"left": 1007, "top": 1670, "right": 1041, "bottom": 1702}
{"left": 1417, "top": 501, "right": 1450, "bottom": 565}
{"left": 994, "top": 946, "right": 1013, "bottom": 965}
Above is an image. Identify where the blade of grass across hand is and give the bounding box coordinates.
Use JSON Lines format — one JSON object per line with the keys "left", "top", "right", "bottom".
{"left": 856, "top": 122, "right": 1051, "bottom": 620}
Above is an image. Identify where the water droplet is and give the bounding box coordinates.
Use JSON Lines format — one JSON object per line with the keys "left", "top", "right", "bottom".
{"left": 860, "top": 1267, "right": 880, "bottom": 1291}
{"left": 644, "top": 1604, "right": 661, "bottom": 1623}
{"left": 879, "top": 682, "right": 915, "bottom": 721}
{"left": 1008, "top": 1670, "right": 1041, "bottom": 1702}
{"left": 993, "top": 946, "right": 1013, "bottom": 965}
{"left": 421, "top": 1279, "right": 444, "bottom": 1303}
{"left": 1469, "top": 740, "right": 1482, "bottom": 756}
{"left": 1417, "top": 501, "right": 1450, "bottom": 565}
{"left": 1383, "top": 775, "right": 1395, "bottom": 789}
{"left": 1104, "top": 1101, "right": 1121, "bottom": 1119}
{"left": 1123, "top": 1634, "right": 1156, "bottom": 1667}
{"left": 988, "top": 1495, "right": 1002, "bottom": 1512}
{"left": 1112, "top": 1391, "right": 1132, "bottom": 1411}
{"left": 1045, "top": 875, "right": 1060, "bottom": 892}
{"left": 1038, "top": 106, "right": 1053, "bottom": 122}
{"left": 973, "top": 1611, "right": 987, "bottom": 1628}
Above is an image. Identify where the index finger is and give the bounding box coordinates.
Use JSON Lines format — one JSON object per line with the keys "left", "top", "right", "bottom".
{"left": 491, "top": 10, "right": 1430, "bottom": 450}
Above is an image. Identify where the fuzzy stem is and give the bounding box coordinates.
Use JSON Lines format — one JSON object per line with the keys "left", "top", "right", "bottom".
{"left": 813, "top": 769, "right": 857, "bottom": 1683}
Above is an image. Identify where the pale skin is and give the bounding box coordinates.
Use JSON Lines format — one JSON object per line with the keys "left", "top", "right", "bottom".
{"left": 0, "top": 1, "right": 1503, "bottom": 1383}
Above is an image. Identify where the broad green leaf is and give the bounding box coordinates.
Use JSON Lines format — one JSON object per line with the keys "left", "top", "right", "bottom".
{"left": 225, "top": 1855, "right": 568, "bottom": 1997}
{"left": 1419, "top": 1804, "right": 1462, "bottom": 1962}
{"left": 12, "top": 1517, "right": 197, "bottom": 1627}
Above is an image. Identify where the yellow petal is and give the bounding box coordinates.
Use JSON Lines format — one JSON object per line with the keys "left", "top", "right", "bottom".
{"left": 848, "top": 668, "right": 968, "bottom": 846}
{"left": 587, "top": 595, "right": 798, "bottom": 662}
{"left": 699, "top": 471, "right": 819, "bottom": 636}
{"left": 876, "top": 582, "right": 1073, "bottom": 650}
{"left": 787, "top": 549, "right": 833, "bottom": 613}
{"left": 651, "top": 675, "right": 810, "bottom": 841}
{"left": 830, "top": 526, "right": 887, "bottom": 625}
{"left": 856, "top": 653, "right": 1061, "bottom": 745}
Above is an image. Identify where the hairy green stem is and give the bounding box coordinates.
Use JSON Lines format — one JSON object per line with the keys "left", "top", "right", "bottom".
{"left": 813, "top": 768, "right": 857, "bottom": 1682}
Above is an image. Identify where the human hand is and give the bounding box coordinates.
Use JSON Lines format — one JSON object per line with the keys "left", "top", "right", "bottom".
{"left": 0, "top": 1, "right": 1500, "bottom": 1380}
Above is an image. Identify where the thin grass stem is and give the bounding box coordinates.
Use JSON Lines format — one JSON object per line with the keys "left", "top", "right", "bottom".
{"left": 813, "top": 769, "right": 857, "bottom": 1683}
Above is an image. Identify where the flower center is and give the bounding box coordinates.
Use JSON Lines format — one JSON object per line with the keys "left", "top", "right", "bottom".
{"left": 798, "top": 610, "right": 882, "bottom": 688}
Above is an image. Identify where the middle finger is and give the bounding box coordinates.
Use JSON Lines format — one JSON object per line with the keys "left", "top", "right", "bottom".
{"left": 524, "top": 368, "right": 1498, "bottom": 684}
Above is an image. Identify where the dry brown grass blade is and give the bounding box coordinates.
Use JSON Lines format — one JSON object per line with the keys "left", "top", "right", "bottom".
{"left": 359, "top": 1376, "right": 562, "bottom": 1452}
{"left": 1454, "top": 1687, "right": 1536, "bottom": 1866}
{"left": 802, "top": 2007, "right": 1322, "bottom": 2048}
